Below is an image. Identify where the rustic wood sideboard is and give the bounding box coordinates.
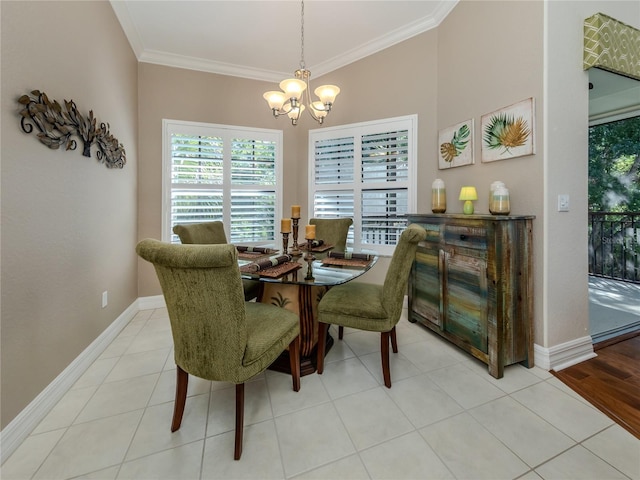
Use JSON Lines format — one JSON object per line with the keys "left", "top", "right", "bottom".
{"left": 406, "top": 214, "right": 534, "bottom": 378}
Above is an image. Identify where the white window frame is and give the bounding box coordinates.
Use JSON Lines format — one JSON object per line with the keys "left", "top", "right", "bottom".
{"left": 162, "top": 119, "right": 283, "bottom": 243}
{"left": 308, "top": 115, "right": 418, "bottom": 256}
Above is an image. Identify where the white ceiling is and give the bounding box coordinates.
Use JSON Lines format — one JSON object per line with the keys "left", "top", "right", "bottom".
{"left": 110, "top": 0, "right": 458, "bottom": 82}
{"left": 588, "top": 68, "right": 640, "bottom": 120}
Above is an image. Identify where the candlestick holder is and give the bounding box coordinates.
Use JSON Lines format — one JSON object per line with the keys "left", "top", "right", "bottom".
{"left": 304, "top": 238, "right": 315, "bottom": 280}
{"left": 281, "top": 232, "right": 290, "bottom": 255}
{"left": 290, "top": 217, "right": 302, "bottom": 256}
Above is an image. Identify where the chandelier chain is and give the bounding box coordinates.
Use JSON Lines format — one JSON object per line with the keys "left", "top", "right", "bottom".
{"left": 300, "top": 0, "right": 306, "bottom": 70}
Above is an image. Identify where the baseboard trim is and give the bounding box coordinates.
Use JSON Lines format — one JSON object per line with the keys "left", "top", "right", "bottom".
{"left": 0, "top": 300, "right": 140, "bottom": 464}
{"left": 534, "top": 335, "right": 597, "bottom": 372}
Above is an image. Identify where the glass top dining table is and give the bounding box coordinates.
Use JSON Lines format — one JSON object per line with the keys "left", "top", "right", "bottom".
{"left": 238, "top": 248, "right": 378, "bottom": 286}
{"left": 237, "top": 246, "right": 378, "bottom": 376}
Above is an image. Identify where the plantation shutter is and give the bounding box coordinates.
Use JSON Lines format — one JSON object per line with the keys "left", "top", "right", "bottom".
{"left": 310, "top": 116, "right": 416, "bottom": 255}
{"left": 312, "top": 136, "right": 355, "bottom": 244}
{"left": 229, "top": 137, "right": 276, "bottom": 242}
{"left": 361, "top": 129, "right": 409, "bottom": 247}
{"left": 165, "top": 121, "right": 281, "bottom": 244}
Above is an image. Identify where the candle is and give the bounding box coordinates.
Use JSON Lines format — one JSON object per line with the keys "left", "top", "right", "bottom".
{"left": 291, "top": 205, "right": 301, "bottom": 218}
{"left": 491, "top": 186, "right": 510, "bottom": 215}
{"left": 305, "top": 224, "right": 316, "bottom": 239}
{"left": 281, "top": 218, "right": 291, "bottom": 233}
{"left": 431, "top": 178, "right": 446, "bottom": 214}
{"left": 489, "top": 181, "right": 505, "bottom": 214}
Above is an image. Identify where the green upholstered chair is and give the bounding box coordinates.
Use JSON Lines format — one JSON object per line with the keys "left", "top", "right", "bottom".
{"left": 316, "top": 224, "right": 427, "bottom": 388}
{"left": 172, "top": 221, "right": 228, "bottom": 244}
{"left": 136, "top": 239, "right": 301, "bottom": 460}
{"left": 173, "top": 221, "right": 261, "bottom": 301}
{"left": 309, "top": 217, "right": 353, "bottom": 252}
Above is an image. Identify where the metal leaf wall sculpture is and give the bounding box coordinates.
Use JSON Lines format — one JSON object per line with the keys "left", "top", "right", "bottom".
{"left": 18, "top": 90, "right": 126, "bottom": 169}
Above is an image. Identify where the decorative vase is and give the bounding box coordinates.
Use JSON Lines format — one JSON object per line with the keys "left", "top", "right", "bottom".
{"left": 431, "top": 179, "right": 446, "bottom": 213}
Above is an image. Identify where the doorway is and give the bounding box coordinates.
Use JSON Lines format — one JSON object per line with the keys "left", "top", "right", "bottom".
{"left": 588, "top": 112, "right": 640, "bottom": 343}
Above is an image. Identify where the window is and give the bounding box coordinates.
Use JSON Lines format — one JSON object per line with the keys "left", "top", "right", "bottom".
{"left": 309, "top": 115, "right": 417, "bottom": 255}
{"left": 163, "top": 120, "right": 282, "bottom": 243}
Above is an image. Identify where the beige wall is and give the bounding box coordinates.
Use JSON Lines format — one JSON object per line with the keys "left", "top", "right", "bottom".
{"left": 1, "top": 1, "right": 138, "bottom": 428}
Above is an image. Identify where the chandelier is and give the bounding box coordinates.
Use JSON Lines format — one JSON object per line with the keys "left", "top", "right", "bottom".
{"left": 263, "top": 0, "right": 340, "bottom": 126}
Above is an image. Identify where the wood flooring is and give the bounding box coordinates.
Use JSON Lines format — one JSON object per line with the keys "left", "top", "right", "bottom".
{"left": 552, "top": 332, "right": 640, "bottom": 439}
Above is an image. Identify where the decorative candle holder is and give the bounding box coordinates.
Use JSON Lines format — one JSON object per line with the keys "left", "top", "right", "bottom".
{"left": 489, "top": 181, "right": 505, "bottom": 214}
{"left": 304, "top": 238, "right": 315, "bottom": 280}
{"left": 431, "top": 178, "right": 446, "bottom": 213}
{"left": 491, "top": 186, "right": 510, "bottom": 215}
{"left": 290, "top": 217, "right": 302, "bottom": 256}
{"left": 281, "top": 232, "right": 290, "bottom": 255}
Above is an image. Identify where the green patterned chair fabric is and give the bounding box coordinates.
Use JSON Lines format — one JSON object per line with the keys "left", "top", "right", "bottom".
{"left": 309, "top": 217, "right": 353, "bottom": 252}
{"left": 136, "top": 239, "right": 301, "bottom": 460}
{"left": 316, "top": 224, "right": 427, "bottom": 388}
{"left": 173, "top": 221, "right": 228, "bottom": 244}
{"left": 173, "top": 221, "right": 261, "bottom": 301}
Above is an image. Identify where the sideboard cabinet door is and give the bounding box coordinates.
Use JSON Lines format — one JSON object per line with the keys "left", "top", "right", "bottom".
{"left": 407, "top": 214, "right": 534, "bottom": 378}
{"left": 411, "top": 242, "right": 442, "bottom": 328}
{"left": 442, "top": 249, "right": 489, "bottom": 356}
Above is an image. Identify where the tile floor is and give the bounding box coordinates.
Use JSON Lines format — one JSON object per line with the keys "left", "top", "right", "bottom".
{"left": 2, "top": 307, "right": 638, "bottom": 480}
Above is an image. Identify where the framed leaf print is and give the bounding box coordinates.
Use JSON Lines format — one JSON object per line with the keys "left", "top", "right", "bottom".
{"left": 481, "top": 97, "right": 535, "bottom": 162}
{"left": 438, "top": 119, "right": 474, "bottom": 169}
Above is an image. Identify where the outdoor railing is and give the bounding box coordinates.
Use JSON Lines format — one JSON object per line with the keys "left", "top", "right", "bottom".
{"left": 361, "top": 224, "right": 406, "bottom": 246}
{"left": 589, "top": 212, "right": 640, "bottom": 283}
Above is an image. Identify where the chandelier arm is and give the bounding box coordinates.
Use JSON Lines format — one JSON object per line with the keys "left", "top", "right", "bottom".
{"left": 270, "top": 99, "right": 295, "bottom": 118}
{"left": 304, "top": 84, "right": 324, "bottom": 124}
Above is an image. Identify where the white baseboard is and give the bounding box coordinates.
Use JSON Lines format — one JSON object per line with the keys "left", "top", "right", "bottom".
{"left": 0, "top": 300, "right": 141, "bottom": 464}
{"left": 534, "top": 335, "right": 597, "bottom": 372}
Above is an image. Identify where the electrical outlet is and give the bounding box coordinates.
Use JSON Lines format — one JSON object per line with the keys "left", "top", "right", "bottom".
{"left": 102, "top": 291, "right": 108, "bottom": 308}
{"left": 558, "top": 194, "right": 570, "bottom": 212}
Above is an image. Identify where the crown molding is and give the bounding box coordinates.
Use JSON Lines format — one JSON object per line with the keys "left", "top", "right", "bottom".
{"left": 111, "top": 0, "right": 458, "bottom": 82}
{"left": 109, "top": 0, "right": 144, "bottom": 59}
{"left": 139, "top": 50, "right": 286, "bottom": 83}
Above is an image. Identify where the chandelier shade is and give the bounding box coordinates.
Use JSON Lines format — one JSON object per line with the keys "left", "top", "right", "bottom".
{"left": 280, "top": 78, "right": 307, "bottom": 100}
{"left": 263, "top": 1, "right": 340, "bottom": 125}
{"left": 314, "top": 85, "right": 340, "bottom": 105}
{"left": 263, "top": 91, "right": 287, "bottom": 111}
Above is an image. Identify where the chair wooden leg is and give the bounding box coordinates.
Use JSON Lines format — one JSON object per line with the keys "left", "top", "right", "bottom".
{"left": 289, "top": 336, "right": 301, "bottom": 392}
{"left": 171, "top": 366, "right": 189, "bottom": 432}
{"left": 317, "top": 322, "right": 328, "bottom": 374}
{"left": 390, "top": 326, "right": 398, "bottom": 353}
{"left": 234, "top": 383, "right": 245, "bottom": 460}
{"left": 381, "top": 331, "right": 391, "bottom": 388}
{"left": 338, "top": 326, "right": 344, "bottom": 339}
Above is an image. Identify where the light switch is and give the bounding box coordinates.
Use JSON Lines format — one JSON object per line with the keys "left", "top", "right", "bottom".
{"left": 558, "top": 194, "right": 570, "bottom": 212}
